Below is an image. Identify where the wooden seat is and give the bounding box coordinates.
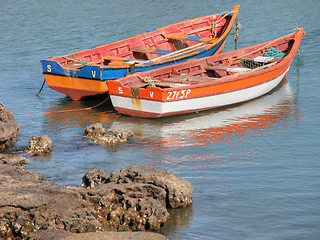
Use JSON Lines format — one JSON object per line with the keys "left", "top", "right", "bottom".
{"left": 205, "top": 65, "right": 250, "bottom": 73}
{"left": 243, "top": 55, "right": 282, "bottom": 64}
{"left": 163, "top": 74, "right": 217, "bottom": 83}
{"left": 165, "top": 33, "right": 216, "bottom": 43}
{"left": 103, "top": 56, "right": 146, "bottom": 66}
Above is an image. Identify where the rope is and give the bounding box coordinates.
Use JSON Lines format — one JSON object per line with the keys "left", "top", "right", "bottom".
{"left": 263, "top": 47, "right": 286, "bottom": 58}
{"left": 62, "top": 56, "right": 95, "bottom": 65}
{"left": 36, "top": 79, "right": 46, "bottom": 96}
{"left": 52, "top": 55, "right": 95, "bottom": 65}
{"left": 143, "top": 76, "right": 156, "bottom": 87}
{"left": 15, "top": 97, "right": 110, "bottom": 117}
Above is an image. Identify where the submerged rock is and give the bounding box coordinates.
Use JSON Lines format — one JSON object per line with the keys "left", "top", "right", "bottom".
{"left": 84, "top": 122, "right": 133, "bottom": 145}
{"left": 0, "top": 155, "right": 190, "bottom": 239}
{"left": 25, "top": 134, "right": 52, "bottom": 156}
{"left": 0, "top": 103, "right": 19, "bottom": 152}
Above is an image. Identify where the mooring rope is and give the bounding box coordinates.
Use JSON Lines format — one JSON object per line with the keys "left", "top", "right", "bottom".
{"left": 15, "top": 97, "right": 110, "bottom": 117}
{"left": 36, "top": 79, "right": 46, "bottom": 96}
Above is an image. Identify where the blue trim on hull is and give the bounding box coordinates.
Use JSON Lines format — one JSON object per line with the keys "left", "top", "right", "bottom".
{"left": 41, "top": 38, "right": 225, "bottom": 81}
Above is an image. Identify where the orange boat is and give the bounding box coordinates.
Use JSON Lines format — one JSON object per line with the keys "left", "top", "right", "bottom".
{"left": 40, "top": 5, "right": 239, "bottom": 100}
{"left": 107, "top": 28, "right": 305, "bottom": 118}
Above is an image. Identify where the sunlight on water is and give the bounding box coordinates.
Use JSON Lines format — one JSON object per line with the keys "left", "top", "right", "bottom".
{"left": 1, "top": 0, "right": 320, "bottom": 239}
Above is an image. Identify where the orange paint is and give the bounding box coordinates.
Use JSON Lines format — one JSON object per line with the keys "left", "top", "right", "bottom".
{"left": 44, "top": 74, "right": 109, "bottom": 100}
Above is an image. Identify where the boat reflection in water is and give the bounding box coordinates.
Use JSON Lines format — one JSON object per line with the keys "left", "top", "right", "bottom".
{"left": 110, "top": 80, "right": 295, "bottom": 150}
{"left": 43, "top": 97, "right": 117, "bottom": 132}
{"left": 43, "top": 80, "right": 295, "bottom": 151}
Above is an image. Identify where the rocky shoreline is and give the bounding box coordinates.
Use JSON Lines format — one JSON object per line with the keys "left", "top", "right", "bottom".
{"left": 0, "top": 103, "right": 193, "bottom": 239}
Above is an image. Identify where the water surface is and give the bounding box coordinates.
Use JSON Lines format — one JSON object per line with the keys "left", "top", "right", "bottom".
{"left": 1, "top": 1, "right": 320, "bottom": 239}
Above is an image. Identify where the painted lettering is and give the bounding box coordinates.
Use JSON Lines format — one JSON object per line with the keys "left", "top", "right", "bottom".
{"left": 172, "top": 91, "right": 178, "bottom": 99}
{"left": 167, "top": 89, "right": 191, "bottom": 100}
{"left": 118, "top": 87, "right": 123, "bottom": 94}
{"left": 179, "top": 89, "right": 186, "bottom": 98}
{"left": 149, "top": 92, "right": 154, "bottom": 98}
{"left": 185, "top": 89, "right": 191, "bottom": 98}
{"left": 47, "top": 65, "right": 51, "bottom": 72}
{"left": 91, "top": 70, "right": 96, "bottom": 78}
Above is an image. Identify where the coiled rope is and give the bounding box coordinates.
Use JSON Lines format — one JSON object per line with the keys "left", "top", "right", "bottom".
{"left": 263, "top": 47, "right": 286, "bottom": 58}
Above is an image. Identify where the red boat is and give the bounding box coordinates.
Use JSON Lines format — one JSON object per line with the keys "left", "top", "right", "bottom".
{"left": 107, "top": 28, "right": 305, "bottom": 118}
{"left": 41, "top": 5, "right": 239, "bottom": 100}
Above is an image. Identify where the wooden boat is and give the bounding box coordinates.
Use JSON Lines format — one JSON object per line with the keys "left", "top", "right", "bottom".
{"left": 40, "top": 5, "right": 239, "bottom": 100}
{"left": 109, "top": 82, "right": 293, "bottom": 150}
{"left": 107, "top": 28, "right": 304, "bottom": 118}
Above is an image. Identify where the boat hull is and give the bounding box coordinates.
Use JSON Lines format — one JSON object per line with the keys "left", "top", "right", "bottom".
{"left": 110, "top": 68, "right": 289, "bottom": 118}
{"left": 43, "top": 74, "right": 109, "bottom": 100}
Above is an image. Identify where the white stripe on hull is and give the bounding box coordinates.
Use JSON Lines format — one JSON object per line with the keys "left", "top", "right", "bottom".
{"left": 111, "top": 69, "right": 288, "bottom": 117}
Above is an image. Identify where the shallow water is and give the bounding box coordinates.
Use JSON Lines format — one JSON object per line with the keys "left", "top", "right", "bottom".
{"left": 1, "top": 0, "right": 320, "bottom": 239}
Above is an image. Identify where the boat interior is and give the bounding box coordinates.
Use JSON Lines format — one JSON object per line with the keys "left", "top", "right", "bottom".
{"left": 52, "top": 13, "right": 234, "bottom": 69}
{"left": 120, "top": 37, "right": 295, "bottom": 89}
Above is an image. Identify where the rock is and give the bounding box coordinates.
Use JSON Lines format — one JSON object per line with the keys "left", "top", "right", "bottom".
{"left": 82, "top": 181, "right": 169, "bottom": 231}
{"left": 0, "top": 155, "right": 190, "bottom": 239}
{"left": 84, "top": 123, "right": 133, "bottom": 145}
{"left": 113, "top": 166, "right": 193, "bottom": 208}
{"left": 0, "top": 103, "right": 19, "bottom": 152}
{"left": 82, "top": 167, "right": 109, "bottom": 188}
{"left": 25, "top": 134, "right": 52, "bottom": 156}
{"left": 0, "top": 153, "right": 29, "bottom": 165}
{"left": 31, "top": 229, "right": 167, "bottom": 240}
{"left": 80, "top": 166, "right": 193, "bottom": 231}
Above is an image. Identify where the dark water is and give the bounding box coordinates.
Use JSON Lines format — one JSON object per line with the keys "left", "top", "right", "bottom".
{"left": 1, "top": 0, "right": 320, "bottom": 239}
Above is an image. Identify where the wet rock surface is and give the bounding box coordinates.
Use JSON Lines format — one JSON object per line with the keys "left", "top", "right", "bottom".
{"left": 0, "top": 103, "right": 19, "bottom": 152}
{"left": 81, "top": 166, "right": 193, "bottom": 232}
{"left": 0, "top": 155, "right": 191, "bottom": 239}
{"left": 84, "top": 122, "right": 134, "bottom": 145}
{"left": 31, "top": 229, "right": 167, "bottom": 240}
{"left": 25, "top": 134, "right": 52, "bottom": 156}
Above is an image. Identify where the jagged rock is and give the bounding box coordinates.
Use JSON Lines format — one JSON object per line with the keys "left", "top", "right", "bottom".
{"left": 80, "top": 166, "right": 193, "bottom": 231}
{"left": 112, "top": 166, "right": 193, "bottom": 208}
{"left": 25, "top": 134, "right": 52, "bottom": 156}
{"left": 82, "top": 181, "right": 169, "bottom": 231}
{"left": 0, "top": 155, "right": 189, "bottom": 239}
{"left": 0, "top": 103, "right": 19, "bottom": 152}
{"left": 84, "top": 122, "right": 133, "bottom": 145}
{"left": 0, "top": 153, "right": 29, "bottom": 165}
{"left": 82, "top": 167, "right": 109, "bottom": 188}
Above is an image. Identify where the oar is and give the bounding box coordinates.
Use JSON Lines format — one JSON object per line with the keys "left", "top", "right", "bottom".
{"left": 138, "top": 42, "right": 206, "bottom": 66}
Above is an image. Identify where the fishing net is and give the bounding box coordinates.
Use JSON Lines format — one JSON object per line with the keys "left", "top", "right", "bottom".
{"left": 240, "top": 47, "right": 286, "bottom": 69}
{"left": 240, "top": 58, "right": 264, "bottom": 69}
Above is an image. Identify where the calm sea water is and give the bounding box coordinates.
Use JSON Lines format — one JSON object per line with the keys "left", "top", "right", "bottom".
{"left": 1, "top": 0, "right": 320, "bottom": 239}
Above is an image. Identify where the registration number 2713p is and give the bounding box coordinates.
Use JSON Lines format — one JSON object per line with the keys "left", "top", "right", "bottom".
{"left": 166, "top": 89, "right": 191, "bottom": 100}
